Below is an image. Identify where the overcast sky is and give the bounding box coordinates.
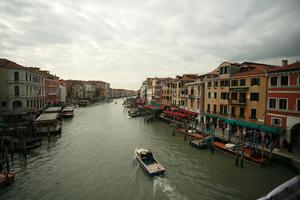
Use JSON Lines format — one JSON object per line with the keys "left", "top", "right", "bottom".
{"left": 0, "top": 0, "right": 300, "bottom": 89}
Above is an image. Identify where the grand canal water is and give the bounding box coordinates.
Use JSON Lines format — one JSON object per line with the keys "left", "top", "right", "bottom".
{"left": 0, "top": 99, "right": 296, "bottom": 200}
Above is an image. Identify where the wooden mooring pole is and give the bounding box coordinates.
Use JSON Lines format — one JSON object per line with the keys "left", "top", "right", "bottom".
{"left": 240, "top": 134, "right": 245, "bottom": 168}
{"left": 235, "top": 135, "right": 240, "bottom": 166}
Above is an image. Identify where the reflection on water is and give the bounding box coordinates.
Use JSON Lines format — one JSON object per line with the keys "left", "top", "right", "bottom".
{"left": 0, "top": 99, "right": 296, "bottom": 200}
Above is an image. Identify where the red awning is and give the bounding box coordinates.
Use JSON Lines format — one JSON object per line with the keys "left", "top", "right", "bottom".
{"left": 144, "top": 105, "right": 156, "bottom": 109}
{"left": 163, "top": 110, "right": 189, "bottom": 118}
{"left": 179, "top": 109, "right": 198, "bottom": 116}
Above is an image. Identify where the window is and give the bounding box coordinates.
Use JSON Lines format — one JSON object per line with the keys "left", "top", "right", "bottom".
{"left": 224, "top": 67, "right": 228, "bottom": 74}
{"left": 14, "top": 85, "right": 20, "bottom": 96}
{"left": 250, "top": 93, "right": 259, "bottom": 101}
{"left": 27, "top": 100, "right": 29, "bottom": 107}
{"left": 214, "top": 81, "right": 218, "bottom": 88}
{"left": 240, "top": 107, "right": 245, "bottom": 117}
{"left": 270, "top": 77, "right": 277, "bottom": 86}
{"left": 207, "top": 82, "right": 212, "bottom": 88}
{"left": 220, "top": 105, "right": 228, "bottom": 114}
{"left": 14, "top": 72, "right": 19, "bottom": 81}
{"left": 231, "top": 80, "right": 238, "bottom": 87}
{"left": 269, "top": 98, "right": 277, "bottom": 109}
{"left": 298, "top": 99, "right": 300, "bottom": 112}
{"left": 279, "top": 99, "right": 287, "bottom": 110}
{"left": 251, "top": 78, "right": 260, "bottom": 86}
{"left": 240, "top": 79, "right": 246, "bottom": 86}
{"left": 208, "top": 92, "right": 211, "bottom": 98}
{"left": 220, "top": 80, "right": 229, "bottom": 87}
{"left": 251, "top": 109, "right": 257, "bottom": 119}
{"left": 271, "top": 117, "right": 281, "bottom": 126}
{"left": 231, "top": 106, "right": 236, "bottom": 116}
{"left": 214, "top": 92, "right": 217, "bottom": 99}
{"left": 207, "top": 104, "right": 210, "bottom": 112}
{"left": 240, "top": 92, "right": 246, "bottom": 103}
{"left": 280, "top": 76, "right": 289, "bottom": 86}
{"left": 231, "top": 92, "right": 237, "bottom": 100}
{"left": 1, "top": 101, "right": 7, "bottom": 107}
{"left": 213, "top": 104, "right": 217, "bottom": 113}
{"left": 220, "top": 67, "right": 228, "bottom": 75}
{"left": 221, "top": 92, "right": 229, "bottom": 100}
{"left": 26, "top": 73, "right": 28, "bottom": 82}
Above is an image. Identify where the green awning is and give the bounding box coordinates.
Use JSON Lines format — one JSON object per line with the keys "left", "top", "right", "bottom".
{"left": 218, "top": 116, "right": 227, "bottom": 121}
{"left": 224, "top": 119, "right": 237, "bottom": 125}
{"left": 205, "top": 113, "right": 218, "bottom": 118}
{"left": 259, "top": 125, "right": 282, "bottom": 135}
{"left": 235, "top": 120, "right": 260, "bottom": 129}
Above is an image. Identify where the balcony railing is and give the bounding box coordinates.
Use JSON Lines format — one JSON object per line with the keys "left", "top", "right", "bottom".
{"left": 188, "top": 95, "right": 195, "bottom": 99}
{"left": 180, "top": 94, "right": 188, "bottom": 98}
{"left": 228, "top": 99, "right": 246, "bottom": 105}
{"left": 229, "top": 86, "right": 249, "bottom": 91}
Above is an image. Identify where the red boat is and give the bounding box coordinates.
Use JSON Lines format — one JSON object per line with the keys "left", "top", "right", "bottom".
{"left": 0, "top": 172, "right": 15, "bottom": 187}
{"left": 214, "top": 141, "right": 267, "bottom": 166}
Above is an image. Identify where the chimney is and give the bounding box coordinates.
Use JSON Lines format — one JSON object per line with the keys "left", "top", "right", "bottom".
{"left": 282, "top": 60, "right": 288, "bottom": 67}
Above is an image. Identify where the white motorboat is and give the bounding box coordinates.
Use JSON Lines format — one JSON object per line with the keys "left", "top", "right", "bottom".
{"left": 135, "top": 148, "right": 165, "bottom": 176}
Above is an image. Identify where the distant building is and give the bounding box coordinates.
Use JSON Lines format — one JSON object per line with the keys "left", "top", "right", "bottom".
{"left": 39, "top": 70, "right": 59, "bottom": 105}
{"left": 171, "top": 74, "right": 197, "bottom": 107}
{"left": 58, "top": 85, "right": 66, "bottom": 104}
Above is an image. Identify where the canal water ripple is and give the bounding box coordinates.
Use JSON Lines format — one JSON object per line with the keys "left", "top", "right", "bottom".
{"left": 0, "top": 99, "right": 296, "bottom": 200}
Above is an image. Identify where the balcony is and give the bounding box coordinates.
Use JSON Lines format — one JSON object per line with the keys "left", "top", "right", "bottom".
{"left": 180, "top": 94, "right": 188, "bottom": 98}
{"left": 188, "top": 95, "right": 195, "bottom": 99}
{"left": 228, "top": 99, "right": 246, "bottom": 105}
{"left": 48, "top": 92, "right": 58, "bottom": 96}
{"left": 229, "top": 86, "right": 249, "bottom": 91}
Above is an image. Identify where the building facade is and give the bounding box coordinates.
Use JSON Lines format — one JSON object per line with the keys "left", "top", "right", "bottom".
{"left": 266, "top": 61, "right": 300, "bottom": 148}
{"left": 0, "top": 59, "right": 46, "bottom": 113}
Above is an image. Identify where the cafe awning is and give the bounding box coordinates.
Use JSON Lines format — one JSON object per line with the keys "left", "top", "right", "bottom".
{"left": 205, "top": 113, "right": 218, "bottom": 118}
{"left": 224, "top": 119, "right": 237, "bottom": 125}
{"left": 144, "top": 105, "right": 160, "bottom": 110}
{"left": 163, "top": 110, "right": 189, "bottom": 118}
{"left": 235, "top": 120, "right": 260, "bottom": 129}
{"left": 259, "top": 125, "right": 283, "bottom": 135}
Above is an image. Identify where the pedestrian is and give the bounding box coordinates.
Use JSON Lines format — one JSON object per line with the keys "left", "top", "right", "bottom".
{"left": 282, "top": 139, "right": 288, "bottom": 150}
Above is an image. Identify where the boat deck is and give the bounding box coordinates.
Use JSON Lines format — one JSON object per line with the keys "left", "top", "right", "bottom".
{"left": 214, "top": 141, "right": 267, "bottom": 165}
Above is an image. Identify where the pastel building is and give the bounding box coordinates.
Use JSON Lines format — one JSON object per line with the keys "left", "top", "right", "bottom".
{"left": 266, "top": 61, "right": 300, "bottom": 148}
{"left": 0, "top": 59, "right": 46, "bottom": 113}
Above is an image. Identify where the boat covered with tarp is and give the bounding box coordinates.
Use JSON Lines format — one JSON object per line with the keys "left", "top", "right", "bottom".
{"left": 62, "top": 106, "right": 74, "bottom": 118}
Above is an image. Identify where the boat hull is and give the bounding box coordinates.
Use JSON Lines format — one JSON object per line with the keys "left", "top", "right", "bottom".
{"left": 135, "top": 148, "right": 165, "bottom": 176}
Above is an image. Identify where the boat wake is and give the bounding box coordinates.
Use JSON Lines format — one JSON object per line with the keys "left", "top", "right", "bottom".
{"left": 153, "top": 177, "right": 188, "bottom": 200}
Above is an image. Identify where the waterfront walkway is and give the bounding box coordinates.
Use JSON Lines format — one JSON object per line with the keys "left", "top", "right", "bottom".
{"left": 209, "top": 127, "right": 300, "bottom": 170}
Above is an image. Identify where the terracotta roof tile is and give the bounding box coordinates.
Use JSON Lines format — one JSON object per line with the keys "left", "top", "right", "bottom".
{"left": 232, "top": 62, "right": 278, "bottom": 77}
{"left": 0, "top": 58, "right": 24, "bottom": 69}
{"left": 268, "top": 61, "right": 300, "bottom": 73}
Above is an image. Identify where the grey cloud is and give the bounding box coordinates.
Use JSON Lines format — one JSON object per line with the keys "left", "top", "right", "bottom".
{"left": 0, "top": 0, "right": 300, "bottom": 89}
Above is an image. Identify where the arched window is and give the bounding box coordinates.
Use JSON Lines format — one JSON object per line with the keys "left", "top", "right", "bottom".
{"left": 13, "top": 100, "right": 22, "bottom": 109}
{"left": 14, "top": 71, "right": 19, "bottom": 81}
{"left": 15, "top": 85, "right": 20, "bottom": 96}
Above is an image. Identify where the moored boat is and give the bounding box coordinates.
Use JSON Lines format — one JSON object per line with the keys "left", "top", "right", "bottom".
{"left": 135, "top": 148, "right": 165, "bottom": 176}
{"left": 190, "top": 139, "right": 208, "bottom": 149}
{"left": 0, "top": 172, "right": 15, "bottom": 188}
{"left": 62, "top": 106, "right": 74, "bottom": 118}
{"left": 35, "top": 113, "right": 62, "bottom": 135}
{"left": 79, "top": 100, "right": 89, "bottom": 106}
{"left": 214, "top": 141, "right": 267, "bottom": 165}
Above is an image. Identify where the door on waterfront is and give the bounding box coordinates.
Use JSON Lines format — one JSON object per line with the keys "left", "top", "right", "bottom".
{"left": 291, "top": 123, "right": 300, "bottom": 148}
{"left": 13, "top": 100, "right": 22, "bottom": 109}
